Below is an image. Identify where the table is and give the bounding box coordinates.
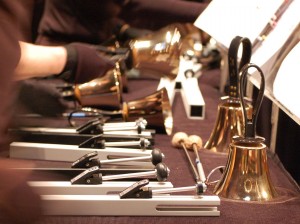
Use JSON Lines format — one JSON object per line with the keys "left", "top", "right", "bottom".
{"left": 4, "top": 69, "right": 300, "bottom": 223}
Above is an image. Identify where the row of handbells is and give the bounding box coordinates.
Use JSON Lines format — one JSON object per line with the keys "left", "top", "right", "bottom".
{"left": 61, "top": 24, "right": 278, "bottom": 202}
{"left": 60, "top": 23, "right": 205, "bottom": 135}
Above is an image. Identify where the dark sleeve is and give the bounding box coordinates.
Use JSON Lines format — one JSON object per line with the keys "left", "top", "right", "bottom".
{"left": 0, "top": 3, "right": 42, "bottom": 222}
{"left": 120, "top": 0, "right": 209, "bottom": 30}
{"left": 36, "top": 0, "right": 125, "bottom": 45}
{"left": 0, "top": 0, "right": 21, "bottom": 152}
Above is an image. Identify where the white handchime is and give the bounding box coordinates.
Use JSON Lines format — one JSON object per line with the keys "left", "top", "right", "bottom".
{"left": 38, "top": 177, "right": 220, "bottom": 216}
{"left": 28, "top": 180, "right": 173, "bottom": 196}
{"left": 9, "top": 136, "right": 159, "bottom": 168}
{"left": 26, "top": 160, "right": 174, "bottom": 196}
{"left": 157, "top": 56, "right": 205, "bottom": 120}
{"left": 75, "top": 117, "right": 150, "bottom": 135}
{"left": 10, "top": 118, "right": 154, "bottom": 146}
{"left": 21, "top": 149, "right": 219, "bottom": 216}
{"left": 19, "top": 117, "right": 150, "bottom": 135}
{"left": 20, "top": 130, "right": 219, "bottom": 216}
{"left": 26, "top": 131, "right": 219, "bottom": 217}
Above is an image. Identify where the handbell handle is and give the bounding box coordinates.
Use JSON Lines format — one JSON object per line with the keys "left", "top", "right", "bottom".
{"left": 239, "top": 63, "right": 265, "bottom": 138}
{"left": 228, "top": 36, "right": 252, "bottom": 98}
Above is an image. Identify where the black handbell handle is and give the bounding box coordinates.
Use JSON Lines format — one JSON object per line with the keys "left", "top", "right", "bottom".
{"left": 239, "top": 63, "right": 265, "bottom": 138}
{"left": 228, "top": 36, "right": 252, "bottom": 98}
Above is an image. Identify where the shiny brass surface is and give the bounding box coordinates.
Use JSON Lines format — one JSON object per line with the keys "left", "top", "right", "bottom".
{"left": 177, "top": 23, "right": 203, "bottom": 56}
{"left": 74, "top": 64, "right": 122, "bottom": 109}
{"left": 118, "top": 60, "right": 129, "bottom": 92}
{"left": 204, "top": 96, "right": 252, "bottom": 153}
{"left": 204, "top": 36, "right": 252, "bottom": 153}
{"left": 122, "top": 88, "right": 173, "bottom": 135}
{"left": 129, "top": 24, "right": 181, "bottom": 79}
{"left": 213, "top": 63, "right": 278, "bottom": 202}
{"left": 213, "top": 138, "right": 278, "bottom": 201}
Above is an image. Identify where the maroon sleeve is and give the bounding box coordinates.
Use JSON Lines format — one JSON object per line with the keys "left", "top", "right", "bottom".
{"left": 120, "top": 0, "right": 209, "bottom": 30}
{"left": 0, "top": 1, "right": 21, "bottom": 152}
{"left": 36, "top": 0, "right": 208, "bottom": 45}
{"left": 0, "top": 1, "right": 42, "bottom": 223}
{"left": 36, "top": 0, "right": 125, "bottom": 45}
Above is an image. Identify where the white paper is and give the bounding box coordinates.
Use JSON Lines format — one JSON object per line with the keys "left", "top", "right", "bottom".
{"left": 273, "top": 42, "right": 300, "bottom": 119}
{"left": 195, "top": 0, "right": 300, "bottom": 122}
{"left": 194, "top": 0, "right": 284, "bottom": 48}
{"left": 251, "top": 0, "right": 300, "bottom": 77}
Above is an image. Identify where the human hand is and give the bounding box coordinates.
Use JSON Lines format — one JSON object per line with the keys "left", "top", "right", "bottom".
{"left": 59, "top": 43, "right": 115, "bottom": 84}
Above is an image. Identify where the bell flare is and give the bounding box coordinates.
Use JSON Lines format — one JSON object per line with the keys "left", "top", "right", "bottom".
{"left": 204, "top": 98, "right": 252, "bottom": 153}
{"left": 129, "top": 24, "right": 182, "bottom": 80}
{"left": 122, "top": 87, "right": 173, "bottom": 135}
{"left": 213, "top": 140, "right": 278, "bottom": 201}
{"left": 74, "top": 66, "right": 122, "bottom": 110}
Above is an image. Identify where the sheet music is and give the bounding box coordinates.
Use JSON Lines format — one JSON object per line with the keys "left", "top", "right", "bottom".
{"left": 251, "top": 0, "right": 300, "bottom": 77}
{"left": 195, "top": 0, "right": 300, "bottom": 122}
{"left": 194, "top": 0, "right": 284, "bottom": 48}
{"left": 273, "top": 42, "right": 300, "bottom": 119}
{"left": 247, "top": 1, "right": 300, "bottom": 121}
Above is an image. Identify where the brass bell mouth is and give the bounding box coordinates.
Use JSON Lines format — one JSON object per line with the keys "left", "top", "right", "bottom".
{"left": 204, "top": 97, "right": 252, "bottom": 153}
{"left": 122, "top": 88, "right": 173, "bottom": 135}
{"left": 213, "top": 139, "right": 278, "bottom": 202}
{"left": 129, "top": 24, "right": 182, "bottom": 80}
{"left": 74, "top": 65, "right": 122, "bottom": 110}
{"left": 213, "top": 61, "right": 278, "bottom": 202}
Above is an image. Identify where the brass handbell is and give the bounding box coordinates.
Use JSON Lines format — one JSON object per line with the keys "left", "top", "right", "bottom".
{"left": 129, "top": 24, "right": 182, "bottom": 79}
{"left": 74, "top": 62, "right": 123, "bottom": 110}
{"left": 123, "top": 87, "right": 173, "bottom": 135}
{"left": 204, "top": 36, "right": 253, "bottom": 153}
{"left": 214, "top": 63, "right": 278, "bottom": 201}
{"left": 70, "top": 88, "right": 173, "bottom": 135}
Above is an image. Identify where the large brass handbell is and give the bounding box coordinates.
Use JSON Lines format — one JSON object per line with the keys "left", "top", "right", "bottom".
{"left": 123, "top": 87, "right": 173, "bottom": 135}
{"left": 74, "top": 62, "right": 122, "bottom": 110}
{"left": 213, "top": 63, "right": 278, "bottom": 201}
{"left": 72, "top": 88, "right": 173, "bottom": 135}
{"left": 204, "top": 36, "right": 252, "bottom": 153}
{"left": 129, "top": 24, "right": 182, "bottom": 79}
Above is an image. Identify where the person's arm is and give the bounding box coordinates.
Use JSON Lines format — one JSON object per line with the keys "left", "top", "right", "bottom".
{"left": 14, "top": 41, "right": 115, "bottom": 84}
{"left": 14, "top": 41, "right": 67, "bottom": 80}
